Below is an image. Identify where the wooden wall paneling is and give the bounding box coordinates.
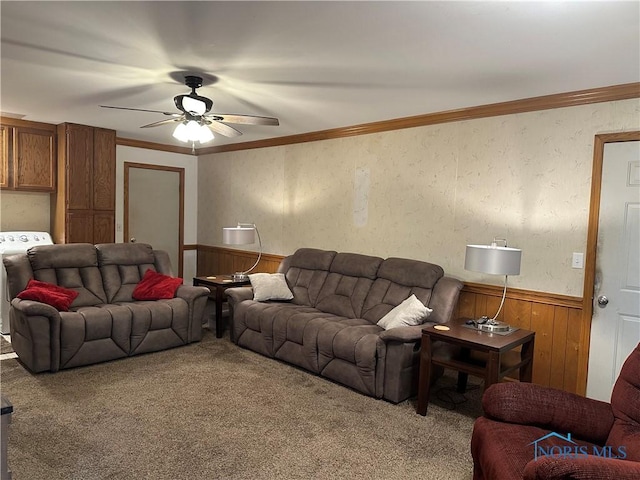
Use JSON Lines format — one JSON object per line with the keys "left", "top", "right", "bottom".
{"left": 530, "top": 303, "right": 556, "bottom": 386}
{"left": 456, "top": 291, "right": 477, "bottom": 319}
{"left": 503, "top": 298, "right": 532, "bottom": 330}
{"left": 564, "top": 308, "right": 583, "bottom": 393}
{"left": 548, "top": 306, "right": 569, "bottom": 390}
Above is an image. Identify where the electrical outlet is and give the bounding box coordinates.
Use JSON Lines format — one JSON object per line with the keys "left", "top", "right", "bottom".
{"left": 572, "top": 252, "right": 584, "bottom": 269}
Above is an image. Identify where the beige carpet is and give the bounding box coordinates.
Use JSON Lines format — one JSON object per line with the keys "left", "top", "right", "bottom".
{"left": 0, "top": 336, "right": 13, "bottom": 355}
{"left": 0, "top": 330, "right": 482, "bottom": 480}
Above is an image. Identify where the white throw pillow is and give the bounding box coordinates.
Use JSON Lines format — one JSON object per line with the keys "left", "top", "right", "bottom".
{"left": 249, "top": 273, "right": 294, "bottom": 302}
{"left": 377, "top": 294, "right": 433, "bottom": 330}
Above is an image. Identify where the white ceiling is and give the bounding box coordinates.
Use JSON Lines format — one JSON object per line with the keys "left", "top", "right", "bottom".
{"left": 1, "top": 1, "right": 639, "bottom": 149}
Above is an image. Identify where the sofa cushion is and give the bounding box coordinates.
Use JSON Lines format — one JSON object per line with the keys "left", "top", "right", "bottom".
{"left": 27, "top": 243, "right": 107, "bottom": 307}
{"left": 17, "top": 279, "right": 79, "bottom": 311}
{"left": 249, "top": 273, "right": 294, "bottom": 301}
{"left": 284, "top": 248, "right": 337, "bottom": 307}
{"left": 132, "top": 269, "right": 183, "bottom": 300}
{"left": 377, "top": 294, "right": 432, "bottom": 330}
{"left": 360, "top": 257, "right": 444, "bottom": 323}
{"left": 97, "top": 243, "right": 158, "bottom": 303}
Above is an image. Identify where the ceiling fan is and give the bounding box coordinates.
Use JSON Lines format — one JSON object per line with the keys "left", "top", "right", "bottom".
{"left": 100, "top": 75, "right": 279, "bottom": 144}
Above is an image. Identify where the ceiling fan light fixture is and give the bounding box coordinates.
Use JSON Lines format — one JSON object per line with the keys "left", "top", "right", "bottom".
{"left": 198, "top": 125, "right": 214, "bottom": 143}
{"left": 172, "top": 122, "right": 190, "bottom": 142}
{"left": 172, "top": 120, "right": 214, "bottom": 144}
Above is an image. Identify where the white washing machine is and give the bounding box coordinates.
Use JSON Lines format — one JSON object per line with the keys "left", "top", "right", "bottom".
{"left": 0, "top": 231, "right": 54, "bottom": 334}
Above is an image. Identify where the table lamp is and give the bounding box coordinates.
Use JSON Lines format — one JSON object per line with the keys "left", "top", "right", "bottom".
{"left": 464, "top": 237, "right": 522, "bottom": 332}
{"left": 222, "top": 223, "right": 262, "bottom": 281}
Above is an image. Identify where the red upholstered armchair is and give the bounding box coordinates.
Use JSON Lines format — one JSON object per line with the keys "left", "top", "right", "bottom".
{"left": 471, "top": 343, "right": 640, "bottom": 480}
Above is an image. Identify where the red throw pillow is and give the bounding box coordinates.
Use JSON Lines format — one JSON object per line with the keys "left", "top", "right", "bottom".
{"left": 132, "top": 269, "right": 183, "bottom": 300}
{"left": 17, "top": 279, "right": 79, "bottom": 311}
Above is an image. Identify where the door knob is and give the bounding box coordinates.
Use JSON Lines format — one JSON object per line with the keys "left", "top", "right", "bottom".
{"left": 130, "top": 237, "right": 136, "bottom": 243}
{"left": 597, "top": 295, "right": 609, "bottom": 307}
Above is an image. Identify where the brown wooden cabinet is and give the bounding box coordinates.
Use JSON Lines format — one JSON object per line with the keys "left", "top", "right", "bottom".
{"left": 0, "top": 119, "right": 56, "bottom": 192}
{"left": 52, "top": 123, "right": 116, "bottom": 244}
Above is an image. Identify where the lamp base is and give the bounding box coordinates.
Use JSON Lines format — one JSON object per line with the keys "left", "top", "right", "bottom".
{"left": 232, "top": 273, "right": 249, "bottom": 282}
{"left": 478, "top": 322, "right": 511, "bottom": 333}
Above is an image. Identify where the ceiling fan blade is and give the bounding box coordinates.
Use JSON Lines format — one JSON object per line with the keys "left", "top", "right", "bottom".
{"left": 204, "top": 120, "right": 243, "bottom": 138}
{"left": 140, "top": 117, "right": 184, "bottom": 129}
{"left": 100, "top": 105, "right": 179, "bottom": 116}
{"left": 207, "top": 113, "right": 279, "bottom": 126}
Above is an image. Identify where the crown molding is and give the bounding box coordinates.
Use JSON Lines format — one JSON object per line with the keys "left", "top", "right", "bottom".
{"left": 116, "top": 137, "right": 195, "bottom": 155}
{"left": 197, "top": 82, "right": 640, "bottom": 155}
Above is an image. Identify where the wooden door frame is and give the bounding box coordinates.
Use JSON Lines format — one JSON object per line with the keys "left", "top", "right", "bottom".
{"left": 578, "top": 130, "right": 640, "bottom": 394}
{"left": 123, "top": 162, "right": 185, "bottom": 277}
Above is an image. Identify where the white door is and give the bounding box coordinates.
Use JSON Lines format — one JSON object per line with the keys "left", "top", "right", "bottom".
{"left": 587, "top": 140, "right": 640, "bottom": 401}
{"left": 125, "top": 163, "right": 184, "bottom": 277}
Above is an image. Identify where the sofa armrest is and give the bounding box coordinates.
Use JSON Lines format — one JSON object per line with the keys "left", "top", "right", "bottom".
{"left": 175, "top": 285, "right": 210, "bottom": 302}
{"left": 175, "top": 286, "right": 210, "bottom": 342}
{"left": 524, "top": 455, "right": 640, "bottom": 480}
{"left": 378, "top": 324, "right": 426, "bottom": 343}
{"left": 483, "top": 382, "right": 615, "bottom": 445}
{"left": 225, "top": 286, "right": 254, "bottom": 306}
{"left": 10, "top": 298, "right": 61, "bottom": 372}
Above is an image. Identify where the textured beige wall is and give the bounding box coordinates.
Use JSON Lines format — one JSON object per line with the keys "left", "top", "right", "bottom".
{"left": 0, "top": 191, "right": 50, "bottom": 232}
{"left": 198, "top": 99, "right": 640, "bottom": 296}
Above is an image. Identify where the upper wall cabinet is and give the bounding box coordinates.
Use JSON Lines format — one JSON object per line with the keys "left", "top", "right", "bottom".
{"left": 0, "top": 120, "right": 56, "bottom": 192}
{"left": 52, "top": 123, "right": 116, "bottom": 244}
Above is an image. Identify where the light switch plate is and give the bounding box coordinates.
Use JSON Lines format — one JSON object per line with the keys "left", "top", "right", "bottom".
{"left": 572, "top": 252, "right": 584, "bottom": 269}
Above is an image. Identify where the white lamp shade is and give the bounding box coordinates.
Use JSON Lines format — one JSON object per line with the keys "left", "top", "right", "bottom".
{"left": 465, "top": 245, "right": 522, "bottom": 276}
{"left": 223, "top": 226, "right": 256, "bottom": 245}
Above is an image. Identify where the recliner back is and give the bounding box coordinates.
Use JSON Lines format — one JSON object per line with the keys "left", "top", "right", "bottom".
{"left": 283, "top": 248, "right": 336, "bottom": 307}
{"left": 96, "top": 243, "right": 166, "bottom": 303}
{"left": 315, "top": 252, "right": 383, "bottom": 319}
{"left": 26, "top": 243, "right": 107, "bottom": 308}
{"left": 361, "top": 257, "right": 444, "bottom": 323}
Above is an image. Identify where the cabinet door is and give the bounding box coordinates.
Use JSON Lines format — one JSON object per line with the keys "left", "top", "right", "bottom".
{"left": 66, "top": 211, "right": 94, "bottom": 244}
{"left": 93, "top": 212, "right": 115, "bottom": 244}
{"left": 13, "top": 127, "right": 55, "bottom": 191}
{"left": 93, "top": 128, "right": 116, "bottom": 211}
{"left": 0, "top": 125, "right": 9, "bottom": 188}
{"left": 65, "top": 124, "right": 93, "bottom": 210}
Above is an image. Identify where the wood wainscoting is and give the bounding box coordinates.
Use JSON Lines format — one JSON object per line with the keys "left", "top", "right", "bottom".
{"left": 196, "top": 245, "right": 586, "bottom": 395}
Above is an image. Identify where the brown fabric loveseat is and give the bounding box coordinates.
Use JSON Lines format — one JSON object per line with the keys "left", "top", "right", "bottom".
{"left": 226, "top": 248, "right": 463, "bottom": 403}
{"left": 3, "top": 242, "right": 209, "bottom": 373}
{"left": 471, "top": 343, "right": 640, "bottom": 480}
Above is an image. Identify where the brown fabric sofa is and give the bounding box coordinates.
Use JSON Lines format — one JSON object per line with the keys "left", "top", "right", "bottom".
{"left": 471, "top": 343, "right": 640, "bottom": 480}
{"left": 3, "top": 242, "right": 209, "bottom": 373}
{"left": 226, "top": 248, "right": 463, "bottom": 403}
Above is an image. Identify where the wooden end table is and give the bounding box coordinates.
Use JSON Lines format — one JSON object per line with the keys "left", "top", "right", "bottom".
{"left": 193, "top": 275, "right": 250, "bottom": 338}
{"left": 416, "top": 318, "right": 535, "bottom": 415}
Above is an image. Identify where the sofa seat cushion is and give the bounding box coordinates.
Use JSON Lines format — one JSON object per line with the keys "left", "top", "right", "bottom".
{"left": 116, "top": 299, "right": 189, "bottom": 354}
{"left": 273, "top": 309, "right": 357, "bottom": 373}
{"left": 233, "top": 299, "right": 318, "bottom": 359}
{"left": 60, "top": 304, "right": 132, "bottom": 368}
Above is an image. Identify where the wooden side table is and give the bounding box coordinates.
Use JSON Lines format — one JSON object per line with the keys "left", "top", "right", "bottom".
{"left": 416, "top": 319, "right": 535, "bottom": 415}
{"left": 193, "top": 275, "right": 250, "bottom": 338}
